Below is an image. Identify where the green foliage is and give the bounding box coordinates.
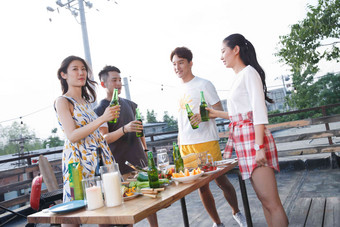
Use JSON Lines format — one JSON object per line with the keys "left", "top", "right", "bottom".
{"left": 285, "top": 73, "right": 340, "bottom": 112}
{"left": 276, "top": 0, "right": 340, "bottom": 109}
{"left": 312, "top": 73, "right": 340, "bottom": 106}
{"left": 0, "top": 123, "right": 64, "bottom": 156}
{"left": 146, "top": 109, "right": 158, "bottom": 123}
{"left": 0, "top": 122, "right": 44, "bottom": 155}
{"left": 162, "top": 111, "right": 178, "bottom": 131}
{"left": 43, "top": 128, "right": 64, "bottom": 148}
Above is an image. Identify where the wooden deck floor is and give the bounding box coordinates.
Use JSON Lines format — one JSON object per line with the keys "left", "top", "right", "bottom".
{"left": 133, "top": 168, "right": 340, "bottom": 227}
{"left": 289, "top": 197, "right": 340, "bottom": 227}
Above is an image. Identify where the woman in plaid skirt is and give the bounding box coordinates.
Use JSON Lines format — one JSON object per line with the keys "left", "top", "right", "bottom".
{"left": 207, "top": 34, "right": 288, "bottom": 227}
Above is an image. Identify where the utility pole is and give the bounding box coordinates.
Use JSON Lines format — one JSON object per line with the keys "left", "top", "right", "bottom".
{"left": 47, "top": 0, "right": 96, "bottom": 105}
{"left": 280, "top": 75, "right": 287, "bottom": 97}
{"left": 47, "top": 0, "right": 93, "bottom": 70}
{"left": 123, "top": 77, "right": 131, "bottom": 100}
{"left": 10, "top": 136, "right": 32, "bottom": 167}
{"left": 78, "top": 0, "right": 92, "bottom": 68}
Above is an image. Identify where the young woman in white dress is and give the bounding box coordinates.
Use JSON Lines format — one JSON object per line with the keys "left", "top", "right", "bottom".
{"left": 207, "top": 34, "right": 288, "bottom": 227}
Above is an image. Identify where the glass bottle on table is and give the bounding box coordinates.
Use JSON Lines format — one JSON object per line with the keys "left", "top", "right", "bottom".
{"left": 135, "top": 108, "right": 144, "bottom": 137}
{"left": 200, "top": 91, "right": 209, "bottom": 122}
{"left": 95, "top": 147, "right": 104, "bottom": 177}
{"left": 109, "top": 88, "right": 119, "bottom": 124}
{"left": 173, "top": 142, "right": 184, "bottom": 173}
{"left": 185, "top": 103, "right": 199, "bottom": 129}
{"left": 94, "top": 147, "right": 105, "bottom": 193}
{"left": 147, "top": 151, "right": 160, "bottom": 188}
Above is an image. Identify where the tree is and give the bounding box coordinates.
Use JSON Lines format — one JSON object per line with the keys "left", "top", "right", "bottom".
{"left": 310, "top": 73, "right": 340, "bottom": 113}
{"left": 276, "top": 0, "right": 340, "bottom": 109}
{"left": 0, "top": 122, "right": 44, "bottom": 155}
{"left": 43, "top": 128, "right": 64, "bottom": 148}
{"left": 146, "top": 109, "right": 158, "bottom": 123}
{"left": 163, "top": 111, "right": 178, "bottom": 131}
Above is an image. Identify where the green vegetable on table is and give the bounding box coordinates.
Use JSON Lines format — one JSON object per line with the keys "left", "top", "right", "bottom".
{"left": 137, "top": 172, "right": 149, "bottom": 182}
{"left": 129, "top": 178, "right": 169, "bottom": 188}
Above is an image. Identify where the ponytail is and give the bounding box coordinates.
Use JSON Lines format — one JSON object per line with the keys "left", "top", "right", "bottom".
{"left": 223, "top": 34, "right": 273, "bottom": 103}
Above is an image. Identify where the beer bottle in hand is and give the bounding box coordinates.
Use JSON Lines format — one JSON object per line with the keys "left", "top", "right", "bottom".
{"left": 135, "top": 108, "right": 144, "bottom": 137}
{"left": 185, "top": 103, "right": 199, "bottom": 129}
{"left": 173, "top": 142, "right": 184, "bottom": 173}
{"left": 200, "top": 91, "right": 209, "bottom": 122}
{"left": 109, "top": 88, "right": 119, "bottom": 123}
{"left": 147, "top": 151, "right": 160, "bottom": 188}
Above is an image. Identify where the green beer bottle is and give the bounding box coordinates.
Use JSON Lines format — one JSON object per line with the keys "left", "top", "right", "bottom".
{"left": 135, "top": 108, "right": 144, "bottom": 137}
{"left": 200, "top": 91, "right": 209, "bottom": 122}
{"left": 147, "top": 151, "right": 160, "bottom": 188}
{"left": 109, "top": 88, "right": 119, "bottom": 124}
{"left": 173, "top": 142, "right": 184, "bottom": 173}
{"left": 172, "top": 142, "right": 177, "bottom": 165}
{"left": 185, "top": 103, "right": 199, "bottom": 129}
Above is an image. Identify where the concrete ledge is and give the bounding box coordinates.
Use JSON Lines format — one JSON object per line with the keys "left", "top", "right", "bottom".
{"left": 278, "top": 152, "right": 340, "bottom": 171}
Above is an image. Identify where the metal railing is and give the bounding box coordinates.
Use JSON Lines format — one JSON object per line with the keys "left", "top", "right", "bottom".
{"left": 0, "top": 102, "right": 339, "bottom": 216}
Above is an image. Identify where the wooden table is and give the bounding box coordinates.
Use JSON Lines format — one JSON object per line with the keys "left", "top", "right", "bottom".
{"left": 28, "top": 161, "right": 252, "bottom": 226}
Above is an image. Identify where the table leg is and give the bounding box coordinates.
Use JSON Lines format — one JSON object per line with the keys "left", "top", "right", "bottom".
{"left": 180, "top": 197, "right": 190, "bottom": 227}
{"left": 237, "top": 171, "right": 253, "bottom": 227}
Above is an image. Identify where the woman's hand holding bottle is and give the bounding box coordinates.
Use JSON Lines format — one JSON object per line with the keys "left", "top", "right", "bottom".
{"left": 206, "top": 107, "right": 229, "bottom": 119}
{"left": 102, "top": 105, "right": 120, "bottom": 122}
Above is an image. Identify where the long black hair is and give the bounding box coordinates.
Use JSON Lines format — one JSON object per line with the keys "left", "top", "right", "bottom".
{"left": 57, "top": 55, "right": 97, "bottom": 103}
{"left": 223, "top": 34, "right": 273, "bottom": 103}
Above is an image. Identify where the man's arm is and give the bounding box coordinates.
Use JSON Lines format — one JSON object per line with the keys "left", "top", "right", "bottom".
{"left": 100, "top": 120, "right": 145, "bottom": 144}
{"left": 99, "top": 126, "right": 125, "bottom": 144}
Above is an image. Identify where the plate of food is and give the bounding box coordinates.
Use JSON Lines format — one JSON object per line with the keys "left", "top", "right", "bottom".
{"left": 123, "top": 192, "right": 142, "bottom": 201}
{"left": 203, "top": 167, "right": 222, "bottom": 175}
{"left": 122, "top": 185, "right": 142, "bottom": 201}
{"left": 172, "top": 168, "right": 204, "bottom": 184}
{"left": 172, "top": 172, "right": 204, "bottom": 183}
{"left": 48, "top": 200, "right": 86, "bottom": 214}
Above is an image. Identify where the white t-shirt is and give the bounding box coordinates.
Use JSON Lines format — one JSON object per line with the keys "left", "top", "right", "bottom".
{"left": 177, "top": 76, "right": 220, "bottom": 145}
{"left": 227, "top": 65, "right": 268, "bottom": 125}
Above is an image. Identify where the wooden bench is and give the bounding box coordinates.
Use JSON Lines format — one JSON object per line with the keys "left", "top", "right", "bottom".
{"left": 289, "top": 197, "right": 340, "bottom": 226}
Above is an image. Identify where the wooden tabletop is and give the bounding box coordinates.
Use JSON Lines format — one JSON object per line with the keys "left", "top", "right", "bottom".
{"left": 28, "top": 161, "right": 238, "bottom": 225}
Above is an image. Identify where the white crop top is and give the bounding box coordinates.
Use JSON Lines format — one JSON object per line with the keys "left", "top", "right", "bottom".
{"left": 227, "top": 65, "right": 268, "bottom": 125}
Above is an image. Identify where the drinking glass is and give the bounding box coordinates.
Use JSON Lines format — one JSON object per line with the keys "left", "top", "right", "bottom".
{"left": 82, "top": 176, "right": 104, "bottom": 210}
{"left": 157, "top": 148, "right": 170, "bottom": 173}
{"left": 100, "top": 163, "right": 123, "bottom": 207}
{"left": 198, "top": 151, "right": 213, "bottom": 167}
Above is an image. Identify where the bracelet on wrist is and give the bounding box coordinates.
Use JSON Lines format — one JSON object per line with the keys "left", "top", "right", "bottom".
{"left": 144, "top": 149, "right": 149, "bottom": 153}
{"left": 122, "top": 126, "right": 126, "bottom": 134}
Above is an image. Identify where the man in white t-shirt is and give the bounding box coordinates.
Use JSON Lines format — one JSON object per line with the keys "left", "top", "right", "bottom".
{"left": 170, "top": 47, "right": 247, "bottom": 227}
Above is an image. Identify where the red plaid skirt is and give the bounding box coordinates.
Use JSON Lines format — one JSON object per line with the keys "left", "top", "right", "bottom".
{"left": 223, "top": 111, "right": 280, "bottom": 179}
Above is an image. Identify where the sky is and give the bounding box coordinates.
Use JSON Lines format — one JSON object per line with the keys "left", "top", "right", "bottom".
{"left": 1, "top": 0, "right": 336, "bottom": 141}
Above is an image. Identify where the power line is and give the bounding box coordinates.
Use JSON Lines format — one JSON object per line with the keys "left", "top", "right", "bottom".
{"left": 0, "top": 105, "right": 52, "bottom": 124}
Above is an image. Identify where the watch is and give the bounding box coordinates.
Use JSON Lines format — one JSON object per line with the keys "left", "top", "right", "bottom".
{"left": 254, "top": 144, "right": 264, "bottom": 151}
